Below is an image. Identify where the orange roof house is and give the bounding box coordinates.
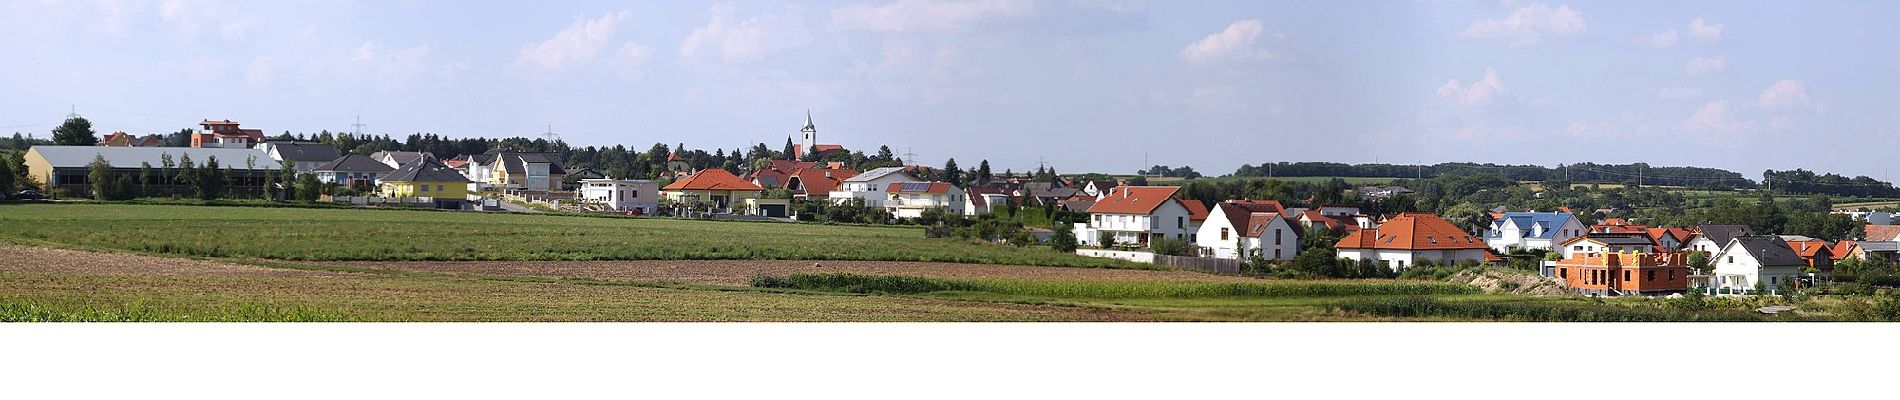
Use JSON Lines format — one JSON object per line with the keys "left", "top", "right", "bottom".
{"left": 1086, "top": 186, "right": 1183, "bottom": 215}
{"left": 786, "top": 168, "right": 858, "bottom": 197}
{"left": 664, "top": 168, "right": 762, "bottom": 191}
{"left": 663, "top": 169, "right": 764, "bottom": 213}
{"left": 1182, "top": 200, "right": 1210, "bottom": 223}
{"left": 1831, "top": 241, "right": 1861, "bottom": 262}
{"left": 1555, "top": 252, "right": 1692, "bottom": 296}
{"left": 1084, "top": 186, "right": 1200, "bottom": 246}
{"left": 1785, "top": 240, "right": 1836, "bottom": 273}
{"left": 1865, "top": 225, "right": 1900, "bottom": 242}
{"left": 1335, "top": 213, "right": 1493, "bottom": 269}
{"left": 190, "top": 119, "right": 265, "bottom": 148}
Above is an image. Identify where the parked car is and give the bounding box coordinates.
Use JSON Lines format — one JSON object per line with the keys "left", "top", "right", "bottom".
{"left": 13, "top": 190, "right": 46, "bottom": 200}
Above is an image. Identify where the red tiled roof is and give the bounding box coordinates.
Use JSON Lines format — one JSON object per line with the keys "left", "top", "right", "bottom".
{"left": 663, "top": 169, "right": 763, "bottom": 191}
{"left": 443, "top": 159, "right": 467, "bottom": 168}
{"left": 1182, "top": 200, "right": 1209, "bottom": 222}
{"left": 667, "top": 152, "right": 685, "bottom": 162}
{"left": 1865, "top": 225, "right": 1900, "bottom": 242}
{"left": 789, "top": 168, "right": 857, "bottom": 195}
{"left": 1830, "top": 241, "right": 1858, "bottom": 261}
{"left": 1787, "top": 240, "right": 1834, "bottom": 260}
{"left": 1335, "top": 213, "right": 1487, "bottom": 250}
{"left": 1226, "top": 199, "right": 1285, "bottom": 213}
{"left": 1301, "top": 210, "right": 1360, "bottom": 233}
{"left": 886, "top": 181, "right": 955, "bottom": 194}
{"left": 1243, "top": 212, "right": 1286, "bottom": 238}
{"left": 1085, "top": 186, "right": 1182, "bottom": 215}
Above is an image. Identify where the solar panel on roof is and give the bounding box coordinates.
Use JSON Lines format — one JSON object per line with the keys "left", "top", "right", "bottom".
{"left": 900, "top": 182, "right": 932, "bottom": 191}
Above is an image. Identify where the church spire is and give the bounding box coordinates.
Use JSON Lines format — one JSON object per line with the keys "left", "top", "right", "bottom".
{"left": 802, "top": 109, "right": 816, "bottom": 132}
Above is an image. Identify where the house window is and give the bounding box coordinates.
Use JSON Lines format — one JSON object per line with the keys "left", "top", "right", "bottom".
{"left": 1177, "top": 216, "right": 1183, "bottom": 229}
{"left": 1274, "top": 249, "right": 1282, "bottom": 259}
{"left": 1560, "top": 268, "right": 1567, "bottom": 279}
{"left": 436, "top": 184, "right": 445, "bottom": 192}
{"left": 1726, "top": 256, "right": 1733, "bottom": 263}
{"left": 420, "top": 184, "right": 430, "bottom": 192}
{"left": 1220, "top": 228, "right": 1229, "bottom": 240}
{"left": 1275, "top": 229, "right": 1283, "bottom": 245}
{"left": 1669, "top": 270, "right": 1677, "bottom": 280}
{"left": 1624, "top": 270, "right": 1631, "bottom": 282}
{"left": 1647, "top": 270, "right": 1655, "bottom": 281}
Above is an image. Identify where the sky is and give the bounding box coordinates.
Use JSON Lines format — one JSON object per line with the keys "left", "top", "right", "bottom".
{"left": 3, "top": 0, "right": 1898, "bottom": 180}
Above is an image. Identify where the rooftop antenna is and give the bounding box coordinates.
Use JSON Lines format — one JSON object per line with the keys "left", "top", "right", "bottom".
{"left": 350, "top": 115, "right": 367, "bottom": 136}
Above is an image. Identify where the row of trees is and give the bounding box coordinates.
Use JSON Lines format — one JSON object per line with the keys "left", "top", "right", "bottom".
{"left": 1764, "top": 169, "right": 1900, "bottom": 198}
{"left": 1230, "top": 162, "right": 1757, "bottom": 190}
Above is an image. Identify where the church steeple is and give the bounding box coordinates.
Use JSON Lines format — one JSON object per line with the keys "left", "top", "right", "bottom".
{"left": 800, "top": 110, "right": 817, "bottom": 158}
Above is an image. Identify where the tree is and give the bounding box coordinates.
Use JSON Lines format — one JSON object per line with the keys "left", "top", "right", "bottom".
{"left": 87, "top": 155, "right": 132, "bottom": 201}
{"left": 942, "top": 158, "right": 962, "bottom": 186}
{"left": 1098, "top": 231, "right": 1117, "bottom": 248}
{"left": 295, "top": 172, "right": 322, "bottom": 202}
{"left": 1687, "top": 252, "right": 1711, "bottom": 274}
{"left": 195, "top": 156, "right": 227, "bottom": 200}
{"left": 1051, "top": 222, "right": 1078, "bottom": 252}
{"left": 781, "top": 138, "right": 796, "bottom": 160}
{"left": 0, "top": 153, "right": 14, "bottom": 192}
{"left": 52, "top": 116, "right": 98, "bottom": 146}
{"left": 976, "top": 159, "right": 992, "bottom": 185}
{"left": 138, "top": 162, "right": 153, "bottom": 197}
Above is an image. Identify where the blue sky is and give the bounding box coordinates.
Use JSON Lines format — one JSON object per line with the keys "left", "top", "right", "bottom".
{"left": 3, "top": 0, "right": 1897, "bottom": 179}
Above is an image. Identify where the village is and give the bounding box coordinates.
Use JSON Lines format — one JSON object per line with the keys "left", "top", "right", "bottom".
{"left": 8, "top": 112, "right": 1896, "bottom": 300}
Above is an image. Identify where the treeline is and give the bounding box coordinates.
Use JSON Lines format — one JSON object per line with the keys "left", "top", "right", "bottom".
{"left": 1764, "top": 169, "right": 1900, "bottom": 198}
{"left": 1231, "top": 162, "right": 1756, "bottom": 189}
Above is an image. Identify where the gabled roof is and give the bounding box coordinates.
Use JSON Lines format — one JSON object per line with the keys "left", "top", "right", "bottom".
{"left": 845, "top": 167, "right": 916, "bottom": 183}
{"left": 786, "top": 168, "right": 857, "bottom": 195}
{"left": 1301, "top": 210, "right": 1361, "bottom": 233}
{"left": 382, "top": 156, "right": 471, "bottom": 183}
{"left": 370, "top": 151, "right": 424, "bottom": 166}
{"left": 1830, "top": 241, "right": 1860, "bottom": 261}
{"left": 1214, "top": 203, "right": 1254, "bottom": 233}
{"left": 886, "top": 181, "right": 955, "bottom": 194}
{"left": 1858, "top": 241, "right": 1900, "bottom": 253}
{"left": 966, "top": 186, "right": 1011, "bottom": 208}
{"left": 1181, "top": 200, "right": 1209, "bottom": 222}
{"left": 663, "top": 168, "right": 763, "bottom": 191}
{"left": 497, "top": 153, "right": 567, "bottom": 175}
{"left": 313, "top": 154, "right": 395, "bottom": 173}
{"left": 267, "top": 142, "right": 343, "bottom": 163}
{"left": 1225, "top": 199, "right": 1285, "bottom": 214}
{"left": 1242, "top": 212, "right": 1289, "bottom": 238}
{"left": 1336, "top": 213, "right": 1487, "bottom": 250}
{"left": 1086, "top": 186, "right": 1182, "bottom": 215}
{"left": 1729, "top": 236, "right": 1806, "bottom": 267}
{"left": 1697, "top": 224, "right": 1754, "bottom": 245}
{"left": 1786, "top": 240, "right": 1834, "bottom": 260}
{"left": 1864, "top": 225, "right": 1900, "bottom": 242}
{"left": 1646, "top": 228, "right": 1695, "bottom": 244}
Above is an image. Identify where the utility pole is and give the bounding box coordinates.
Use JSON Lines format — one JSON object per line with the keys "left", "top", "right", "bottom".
{"left": 541, "top": 125, "right": 561, "bottom": 143}
{"left": 902, "top": 147, "right": 918, "bottom": 167}
{"left": 65, "top": 105, "right": 80, "bottom": 119}
{"left": 351, "top": 115, "right": 367, "bottom": 136}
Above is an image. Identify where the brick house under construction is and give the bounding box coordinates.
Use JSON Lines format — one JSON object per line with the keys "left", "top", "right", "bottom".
{"left": 1554, "top": 251, "right": 1692, "bottom": 296}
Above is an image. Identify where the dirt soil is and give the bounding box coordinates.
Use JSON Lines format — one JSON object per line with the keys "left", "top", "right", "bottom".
{"left": 1452, "top": 268, "right": 1573, "bottom": 296}
{"left": 320, "top": 259, "right": 1256, "bottom": 286}
{"left": 0, "top": 244, "right": 354, "bottom": 278}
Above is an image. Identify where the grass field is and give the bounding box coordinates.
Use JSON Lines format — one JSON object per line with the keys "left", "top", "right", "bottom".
{"left": 0, "top": 203, "right": 1145, "bottom": 269}
{"left": 0, "top": 202, "right": 1874, "bottom": 322}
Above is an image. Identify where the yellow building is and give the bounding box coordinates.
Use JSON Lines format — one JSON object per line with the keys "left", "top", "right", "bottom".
{"left": 380, "top": 156, "right": 472, "bottom": 209}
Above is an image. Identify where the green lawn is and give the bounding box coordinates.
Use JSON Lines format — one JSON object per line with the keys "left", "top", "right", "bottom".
{"left": 0, "top": 203, "right": 1144, "bottom": 268}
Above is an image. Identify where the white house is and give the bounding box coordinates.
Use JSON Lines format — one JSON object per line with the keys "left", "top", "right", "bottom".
{"left": 1709, "top": 236, "right": 1807, "bottom": 292}
{"left": 453, "top": 151, "right": 501, "bottom": 191}
{"left": 963, "top": 187, "right": 1012, "bottom": 216}
{"left": 1080, "top": 180, "right": 1120, "bottom": 200}
{"left": 829, "top": 167, "right": 922, "bottom": 208}
{"left": 1337, "top": 213, "right": 1492, "bottom": 269}
{"left": 1484, "top": 212, "right": 1586, "bottom": 252}
{"left": 1557, "top": 233, "right": 1658, "bottom": 260}
{"left": 369, "top": 151, "right": 424, "bottom": 169}
{"left": 311, "top": 154, "right": 394, "bottom": 188}
{"left": 883, "top": 181, "right": 965, "bottom": 218}
{"left": 577, "top": 179, "right": 658, "bottom": 213}
{"left": 1196, "top": 201, "right": 1299, "bottom": 261}
{"left": 1079, "top": 186, "right": 1195, "bottom": 247}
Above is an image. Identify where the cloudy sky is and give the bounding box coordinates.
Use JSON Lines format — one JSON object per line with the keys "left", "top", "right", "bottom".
{"left": 3, "top": 0, "right": 1896, "bottom": 179}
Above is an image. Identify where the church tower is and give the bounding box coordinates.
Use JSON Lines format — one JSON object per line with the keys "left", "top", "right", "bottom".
{"left": 800, "top": 110, "right": 817, "bottom": 158}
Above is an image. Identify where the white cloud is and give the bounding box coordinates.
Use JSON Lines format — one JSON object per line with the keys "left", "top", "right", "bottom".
{"left": 680, "top": 4, "right": 812, "bottom": 64}
{"left": 828, "top": 0, "right": 1034, "bottom": 32}
{"left": 1681, "top": 101, "right": 1755, "bottom": 134}
{"left": 1181, "top": 20, "right": 1271, "bottom": 65}
{"left": 1757, "top": 79, "right": 1813, "bottom": 110}
{"left": 1436, "top": 68, "right": 1507, "bottom": 107}
{"left": 847, "top": 35, "right": 973, "bottom": 102}
{"left": 353, "top": 41, "right": 380, "bottom": 61}
{"left": 1682, "top": 57, "right": 1725, "bottom": 76}
{"left": 1656, "top": 86, "right": 1703, "bottom": 101}
{"left": 1459, "top": 3, "right": 1587, "bottom": 46}
{"left": 517, "top": 11, "right": 634, "bottom": 70}
{"left": 614, "top": 42, "right": 654, "bottom": 80}
{"left": 1688, "top": 17, "right": 1723, "bottom": 42}
{"left": 1640, "top": 29, "right": 1678, "bottom": 48}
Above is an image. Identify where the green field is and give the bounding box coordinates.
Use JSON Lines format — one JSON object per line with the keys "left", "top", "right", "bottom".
{"left": 0, "top": 203, "right": 1143, "bottom": 268}
{"left": 0, "top": 202, "right": 1878, "bottom": 321}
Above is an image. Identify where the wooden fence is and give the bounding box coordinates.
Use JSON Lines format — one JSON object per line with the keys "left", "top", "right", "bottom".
{"left": 1154, "top": 254, "right": 1243, "bottom": 275}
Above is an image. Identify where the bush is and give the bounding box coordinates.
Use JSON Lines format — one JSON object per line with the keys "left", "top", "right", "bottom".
{"left": 1149, "top": 237, "right": 1194, "bottom": 256}
{"left": 1098, "top": 231, "right": 1116, "bottom": 249}
{"left": 1050, "top": 223, "right": 1078, "bottom": 253}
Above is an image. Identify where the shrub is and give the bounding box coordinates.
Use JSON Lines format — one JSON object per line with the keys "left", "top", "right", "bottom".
{"left": 1149, "top": 237, "right": 1194, "bottom": 256}
{"left": 1098, "top": 231, "right": 1116, "bottom": 249}
{"left": 1050, "top": 223, "right": 1078, "bottom": 253}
